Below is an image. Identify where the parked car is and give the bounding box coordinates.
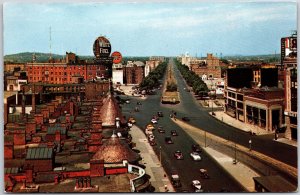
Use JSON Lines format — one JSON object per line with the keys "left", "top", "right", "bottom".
{"left": 158, "top": 126, "right": 165, "bottom": 133}
{"left": 171, "top": 173, "right": 182, "bottom": 188}
{"left": 182, "top": 117, "right": 190, "bottom": 122}
{"left": 199, "top": 169, "right": 210, "bottom": 179}
{"left": 190, "top": 152, "right": 201, "bottom": 161}
{"left": 157, "top": 111, "right": 164, "bottom": 117}
{"left": 128, "top": 123, "right": 133, "bottom": 128}
{"left": 125, "top": 100, "right": 130, "bottom": 104}
{"left": 174, "top": 150, "right": 184, "bottom": 160}
{"left": 171, "top": 130, "right": 178, "bottom": 136}
{"left": 149, "top": 140, "right": 156, "bottom": 146}
{"left": 192, "top": 180, "right": 203, "bottom": 192}
{"left": 148, "top": 134, "right": 155, "bottom": 141}
{"left": 146, "top": 124, "right": 155, "bottom": 130}
{"left": 192, "top": 144, "right": 202, "bottom": 153}
{"left": 128, "top": 117, "right": 136, "bottom": 124}
{"left": 165, "top": 136, "right": 173, "bottom": 144}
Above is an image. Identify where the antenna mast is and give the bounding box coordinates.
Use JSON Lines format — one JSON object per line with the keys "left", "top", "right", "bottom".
{"left": 49, "top": 26, "right": 52, "bottom": 61}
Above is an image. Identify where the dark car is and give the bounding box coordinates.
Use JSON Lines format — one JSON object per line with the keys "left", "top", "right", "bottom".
{"left": 165, "top": 136, "right": 173, "bottom": 144}
{"left": 171, "top": 130, "right": 178, "bottom": 136}
{"left": 157, "top": 111, "right": 164, "bottom": 117}
{"left": 192, "top": 144, "right": 202, "bottom": 153}
{"left": 137, "top": 101, "right": 142, "bottom": 105}
{"left": 174, "top": 150, "right": 184, "bottom": 160}
{"left": 182, "top": 117, "right": 190, "bottom": 122}
{"left": 158, "top": 126, "right": 165, "bottom": 133}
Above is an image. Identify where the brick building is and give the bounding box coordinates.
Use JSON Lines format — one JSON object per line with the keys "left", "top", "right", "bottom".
{"left": 281, "top": 32, "right": 297, "bottom": 140}
{"left": 124, "top": 61, "right": 144, "bottom": 85}
{"left": 26, "top": 53, "right": 106, "bottom": 84}
{"left": 225, "top": 65, "right": 284, "bottom": 132}
{"left": 190, "top": 53, "right": 222, "bottom": 79}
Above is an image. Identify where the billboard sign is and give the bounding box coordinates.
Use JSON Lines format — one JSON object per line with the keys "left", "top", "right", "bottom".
{"left": 111, "top": 51, "right": 122, "bottom": 64}
{"left": 93, "top": 36, "right": 112, "bottom": 59}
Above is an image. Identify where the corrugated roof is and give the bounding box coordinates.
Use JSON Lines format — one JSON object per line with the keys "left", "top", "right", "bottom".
{"left": 4, "top": 167, "right": 19, "bottom": 174}
{"left": 47, "top": 126, "right": 67, "bottom": 135}
{"left": 25, "top": 147, "right": 53, "bottom": 160}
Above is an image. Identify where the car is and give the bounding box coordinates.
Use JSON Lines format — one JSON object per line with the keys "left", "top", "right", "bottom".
{"left": 128, "top": 117, "right": 136, "bottom": 124}
{"left": 192, "top": 144, "right": 202, "bottom": 153}
{"left": 171, "top": 130, "right": 178, "bottom": 136}
{"left": 148, "top": 134, "right": 155, "bottom": 141}
{"left": 151, "top": 118, "right": 158, "bottom": 124}
{"left": 157, "top": 111, "right": 164, "bottom": 117}
{"left": 165, "top": 136, "right": 173, "bottom": 144}
{"left": 192, "top": 180, "right": 203, "bottom": 192}
{"left": 127, "top": 122, "right": 133, "bottom": 128}
{"left": 149, "top": 140, "right": 156, "bottom": 146}
{"left": 199, "top": 169, "right": 210, "bottom": 179}
{"left": 182, "top": 117, "right": 190, "bottom": 122}
{"left": 157, "top": 126, "right": 165, "bottom": 133}
{"left": 190, "top": 152, "right": 201, "bottom": 161}
{"left": 174, "top": 150, "right": 184, "bottom": 160}
{"left": 171, "top": 173, "right": 182, "bottom": 188}
{"left": 125, "top": 100, "right": 130, "bottom": 104}
{"left": 137, "top": 101, "right": 142, "bottom": 105}
{"left": 146, "top": 124, "right": 155, "bottom": 130}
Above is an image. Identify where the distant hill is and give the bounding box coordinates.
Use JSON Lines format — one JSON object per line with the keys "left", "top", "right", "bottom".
{"left": 4, "top": 52, "right": 95, "bottom": 63}
{"left": 4, "top": 52, "right": 149, "bottom": 64}
{"left": 222, "top": 54, "right": 281, "bottom": 63}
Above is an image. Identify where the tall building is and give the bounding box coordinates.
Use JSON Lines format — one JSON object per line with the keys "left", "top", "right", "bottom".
{"left": 224, "top": 65, "right": 284, "bottom": 132}
{"left": 26, "top": 52, "right": 106, "bottom": 84}
{"left": 124, "top": 61, "right": 144, "bottom": 85}
{"left": 190, "top": 53, "right": 222, "bottom": 79}
{"left": 281, "top": 32, "right": 297, "bottom": 140}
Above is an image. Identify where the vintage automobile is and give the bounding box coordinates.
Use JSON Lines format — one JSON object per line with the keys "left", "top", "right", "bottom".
{"left": 200, "top": 169, "right": 210, "bottom": 179}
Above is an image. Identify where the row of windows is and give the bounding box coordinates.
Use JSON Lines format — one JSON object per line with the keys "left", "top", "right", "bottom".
{"left": 28, "top": 66, "right": 103, "bottom": 70}
{"left": 30, "top": 77, "right": 73, "bottom": 82}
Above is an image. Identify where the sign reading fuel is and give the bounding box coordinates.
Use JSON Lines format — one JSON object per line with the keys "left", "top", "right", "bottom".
{"left": 93, "top": 36, "right": 112, "bottom": 59}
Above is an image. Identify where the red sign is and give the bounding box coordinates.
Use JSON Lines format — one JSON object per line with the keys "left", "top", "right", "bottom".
{"left": 111, "top": 51, "right": 122, "bottom": 64}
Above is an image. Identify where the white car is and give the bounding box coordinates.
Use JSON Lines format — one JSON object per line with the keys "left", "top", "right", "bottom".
{"left": 148, "top": 134, "right": 155, "bottom": 141}
{"left": 192, "top": 180, "right": 203, "bottom": 192}
{"left": 190, "top": 152, "right": 201, "bottom": 161}
{"left": 151, "top": 118, "right": 158, "bottom": 124}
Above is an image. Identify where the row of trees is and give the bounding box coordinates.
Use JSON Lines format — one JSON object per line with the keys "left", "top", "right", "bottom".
{"left": 175, "top": 60, "right": 209, "bottom": 96}
{"left": 139, "top": 61, "right": 168, "bottom": 90}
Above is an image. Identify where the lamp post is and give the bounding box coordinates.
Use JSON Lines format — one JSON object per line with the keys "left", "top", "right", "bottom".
{"left": 204, "top": 131, "right": 207, "bottom": 148}
{"left": 159, "top": 146, "right": 162, "bottom": 165}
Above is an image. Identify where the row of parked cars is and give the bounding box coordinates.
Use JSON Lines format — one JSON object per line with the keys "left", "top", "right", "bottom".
{"left": 145, "top": 111, "right": 208, "bottom": 192}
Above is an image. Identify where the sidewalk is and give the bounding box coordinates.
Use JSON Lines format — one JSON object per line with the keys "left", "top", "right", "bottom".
{"left": 209, "top": 110, "right": 297, "bottom": 147}
{"left": 130, "top": 125, "right": 175, "bottom": 192}
{"left": 171, "top": 119, "right": 298, "bottom": 192}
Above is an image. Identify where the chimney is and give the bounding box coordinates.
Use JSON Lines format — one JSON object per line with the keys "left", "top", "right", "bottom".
{"left": 31, "top": 85, "right": 36, "bottom": 113}
{"left": 22, "top": 91, "right": 26, "bottom": 117}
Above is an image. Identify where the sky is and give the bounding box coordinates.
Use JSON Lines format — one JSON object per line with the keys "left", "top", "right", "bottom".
{"left": 3, "top": 2, "right": 297, "bottom": 57}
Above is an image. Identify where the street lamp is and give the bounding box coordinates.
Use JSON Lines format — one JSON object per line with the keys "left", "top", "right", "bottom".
{"left": 159, "top": 146, "right": 162, "bottom": 165}
{"left": 204, "top": 130, "right": 207, "bottom": 148}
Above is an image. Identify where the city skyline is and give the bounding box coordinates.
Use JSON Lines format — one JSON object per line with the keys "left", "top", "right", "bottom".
{"left": 4, "top": 2, "right": 297, "bottom": 57}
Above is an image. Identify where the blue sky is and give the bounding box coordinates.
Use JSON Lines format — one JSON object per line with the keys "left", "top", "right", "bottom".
{"left": 3, "top": 2, "right": 297, "bottom": 57}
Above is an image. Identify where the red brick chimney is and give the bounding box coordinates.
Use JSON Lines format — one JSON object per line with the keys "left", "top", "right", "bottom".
{"left": 55, "top": 130, "right": 61, "bottom": 142}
